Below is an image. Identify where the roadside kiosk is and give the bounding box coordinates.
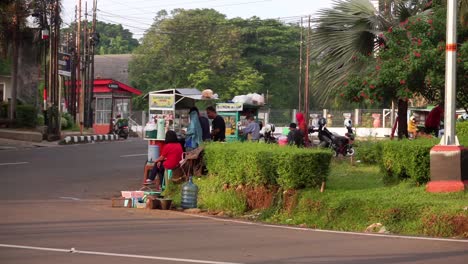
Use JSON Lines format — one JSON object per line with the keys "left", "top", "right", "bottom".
{"left": 143, "top": 88, "right": 216, "bottom": 186}
{"left": 216, "top": 102, "right": 262, "bottom": 142}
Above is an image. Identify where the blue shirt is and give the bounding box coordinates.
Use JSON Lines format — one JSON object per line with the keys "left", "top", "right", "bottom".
{"left": 242, "top": 121, "right": 260, "bottom": 140}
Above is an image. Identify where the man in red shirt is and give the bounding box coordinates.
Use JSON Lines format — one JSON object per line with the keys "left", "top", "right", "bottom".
{"left": 425, "top": 103, "right": 444, "bottom": 137}
{"left": 145, "top": 130, "right": 183, "bottom": 188}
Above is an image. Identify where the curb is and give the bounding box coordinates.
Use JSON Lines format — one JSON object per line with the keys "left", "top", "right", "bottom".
{"left": 60, "top": 134, "right": 121, "bottom": 145}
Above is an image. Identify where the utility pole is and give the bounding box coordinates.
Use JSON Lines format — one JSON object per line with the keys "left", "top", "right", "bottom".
{"left": 83, "top": 1, "right": 88, "bottom": 127}
{"left": 77, "top": 0, "right": 83, "bottom": 130}
{"left": 297, "top": 17, "right": 303, "bottom": 113}
{"left": 303, "top": 15, "right": 311, "bottom": 121}
{"left": 88, "top": 0, "right": 98, "bottom": 128}
{"left": 71, "top": 5, "right": 77, "bottom": 122}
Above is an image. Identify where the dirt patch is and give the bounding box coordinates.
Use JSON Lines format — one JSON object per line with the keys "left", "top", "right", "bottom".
{"left": 450, "top": 215, "right": 468, "bottom": 238}
{"left": 283, "top": 189, "right": 298, "bottom": 214}
{"left": 242, "top": 185, "right": 277, "bottom": 210}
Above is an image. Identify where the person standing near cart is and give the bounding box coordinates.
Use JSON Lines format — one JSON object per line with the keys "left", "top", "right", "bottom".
{"left": 241, "top": 115, "right": 260, "bottom": 141}
{"left": 206, "top": 106, "right": 226, "bottom": 142}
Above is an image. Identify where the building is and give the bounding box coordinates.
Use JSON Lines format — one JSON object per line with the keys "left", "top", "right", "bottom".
{"left": 92, "top": 78, "right": 142, "bottom": 134}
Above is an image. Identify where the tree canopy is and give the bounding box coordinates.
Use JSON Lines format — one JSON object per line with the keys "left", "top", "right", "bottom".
{"left": 129, "top": 9, "right": 302, "bottom": 109}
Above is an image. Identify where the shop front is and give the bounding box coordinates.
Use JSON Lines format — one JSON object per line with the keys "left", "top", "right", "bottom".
{"left": 93, "top": 79, "right": 142, "bottom": 134}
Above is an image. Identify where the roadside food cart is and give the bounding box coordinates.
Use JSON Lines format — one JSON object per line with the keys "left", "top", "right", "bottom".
{"left": 216, "top": 102, "right": 262, "bottom": 142}
{"left": 144, "top": 88, "right": 216, "bottom": 161}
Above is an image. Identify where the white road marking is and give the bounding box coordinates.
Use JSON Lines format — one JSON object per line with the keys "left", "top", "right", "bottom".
{"left": 0, "top": 162, "right": 29, "bottom": 166}
{"left": 120, "top": 153, "right": 147, "bottom": 158}
{"left": 59, "top": 197, "right": 81, "bottom": 201}
{"left": 0, "top": 244, "right": 243, "bottom": 264}
{"left": 180, "top": 212, "right": 468, "bottom": 243}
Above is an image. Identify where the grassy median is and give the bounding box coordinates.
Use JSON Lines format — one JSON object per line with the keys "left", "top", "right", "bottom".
{"left": 165, "top": 159, "right": 467, "bottom": 238}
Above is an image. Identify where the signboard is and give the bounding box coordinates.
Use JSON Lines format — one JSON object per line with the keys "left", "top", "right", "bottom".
{"left": 58, "top": 53, "right": 71, "bottom": 77}
{"left": 216, "top": 103, "right": 243, "bottom": 112}
{"left": 108, "top": 83, "right": 119, "bottom": 89}
{"left": 149, "top": 94, "right": 175, "bottom": 110}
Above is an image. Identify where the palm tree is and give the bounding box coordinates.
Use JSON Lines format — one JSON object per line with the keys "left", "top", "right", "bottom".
{"left": 311, "top": 0, "right": 431, "bottom": 138}
{"left": 311, "top": 0, "right": 430, "bottom": 103}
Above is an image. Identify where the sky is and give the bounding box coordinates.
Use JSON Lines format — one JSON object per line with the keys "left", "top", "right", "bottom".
{"left": 61, "top": 0, "right": 335, "bottom": 39}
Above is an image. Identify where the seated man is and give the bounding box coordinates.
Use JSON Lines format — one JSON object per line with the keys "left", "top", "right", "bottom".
{"left": 241, "top": 115, "right": 260, "bottom": 141}
{"left": 287, "top": 123, "right": 304, "bottom": 147}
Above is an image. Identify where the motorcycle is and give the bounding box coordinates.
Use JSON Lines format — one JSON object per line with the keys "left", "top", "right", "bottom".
{"left": 310, "top": 118, "right": 355, "bottom": 156}
{"left": 260, "top": 123, "right": 278, "bottom": 144}
{"left": 111, "top": 118, "right": 129, "bottom": 139}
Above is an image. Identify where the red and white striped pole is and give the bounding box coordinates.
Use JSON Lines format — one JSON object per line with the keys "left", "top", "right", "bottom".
{"left": 442, "top": 0, "right": 457, "bottom": 145}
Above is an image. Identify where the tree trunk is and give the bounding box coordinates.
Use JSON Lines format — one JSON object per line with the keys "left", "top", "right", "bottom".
{"left": 397, "top": 99, "right": 408, "bottom": 139}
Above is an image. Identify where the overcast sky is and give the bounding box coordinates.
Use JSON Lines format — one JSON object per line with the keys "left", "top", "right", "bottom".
{"left": 61, "top": 0, "right": 335, "bottom": 38}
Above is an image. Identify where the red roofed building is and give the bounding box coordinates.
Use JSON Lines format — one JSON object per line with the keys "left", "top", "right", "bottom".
{"left": 92, "top": 78, "right": 142, "bottom": 134}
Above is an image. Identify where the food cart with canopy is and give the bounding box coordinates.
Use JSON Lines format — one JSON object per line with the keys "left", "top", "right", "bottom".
{"left": 216, "top": 102, "right": 262, "bottom": 142}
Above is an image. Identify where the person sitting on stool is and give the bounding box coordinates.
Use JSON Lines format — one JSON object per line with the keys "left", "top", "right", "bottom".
{"left": 145, "top": 130, "right": 183, "bottom": 189}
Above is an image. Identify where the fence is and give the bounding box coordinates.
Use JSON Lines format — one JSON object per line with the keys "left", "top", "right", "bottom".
{"left": 262, "top": 108, "right": 396, "bottom": 128}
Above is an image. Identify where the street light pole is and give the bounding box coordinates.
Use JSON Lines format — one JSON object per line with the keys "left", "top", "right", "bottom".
{"left": 442, "top": 0, "right": 458, "bottom": 146}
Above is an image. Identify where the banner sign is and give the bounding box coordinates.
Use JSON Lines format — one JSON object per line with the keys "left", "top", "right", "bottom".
{"left": 216, "top": 103, "right": 243, "bottom": 112}
{"left": 58, "top": 53, "right": 71, "bottom": 77}
{"left": 149, "top": 94, "right": 175, "bottom": 110}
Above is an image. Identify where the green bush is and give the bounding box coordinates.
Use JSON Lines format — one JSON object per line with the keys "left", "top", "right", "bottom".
{"left": 204, "top": 142, "right": 333, "bottom": 189}
{"left": 380, "top": 138, "right": 438, "bottom": 184}
{"left": 355, "top": 140, "right": 383, "bottom": 164}
{"left": 0, "top": 102, "right": 8, "bottom": 118}
{"left": 16, "top": 104, "right": 37, "bottom": 127}
{"left": 276, "top": 148, "right": 332, "bottom": 189}
{"left": 61, "top": 112, "right": 73, "bottom": 129}
{"left": 37, "top": 113, "right": 45, "bottom": 126}
{"left": 60, "top": 117, "right": 68, "bottom": 129}
{"left": 456, "top": 121, "right": 468, "bottom": 137}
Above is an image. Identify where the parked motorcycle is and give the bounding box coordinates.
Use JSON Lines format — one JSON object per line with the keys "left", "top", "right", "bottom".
{"left": 260, "top": 123, "right": 278, "bottom": 144}
{"left": 310, "top": 117, "right": 355, "bottom": 156}
{"left": 111, "top": 117, "right": 129, "bottom": 139}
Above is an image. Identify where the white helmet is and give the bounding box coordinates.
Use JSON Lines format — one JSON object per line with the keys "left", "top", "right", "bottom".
{"left": 344, "top": 118, "right": 352, "bottom": 128}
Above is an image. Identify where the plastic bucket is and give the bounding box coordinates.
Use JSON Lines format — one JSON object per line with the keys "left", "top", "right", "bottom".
{"left": 148, "top": 145, "right": 160, "bottom": 162}
{"left": 278, "top": 136, "right": 288, "bottom": 146}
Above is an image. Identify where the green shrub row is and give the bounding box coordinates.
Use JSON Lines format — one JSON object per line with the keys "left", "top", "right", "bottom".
{"left": 0, "top": 102, "right": 8, "bottom": 118}
{"left": 356, "top": 138, "right": 439, "bottom": 184}
{"left": 456, "top": 121, "right": 468, "bottom": 137}
{"left": 16, "top": 104, "right": 37, "bottom": 127}
{"left": 204, "top": 142, "right": 333, "bottom": 189}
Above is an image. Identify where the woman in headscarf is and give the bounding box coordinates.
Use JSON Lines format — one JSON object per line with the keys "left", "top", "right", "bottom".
{"left": 296, "top": 112, "right": 310, "bottom": 146}
{"left": 185, "top": 107, "right": 203, "bottom": 151}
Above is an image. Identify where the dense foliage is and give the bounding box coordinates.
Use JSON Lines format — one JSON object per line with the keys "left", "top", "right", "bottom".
{"left": 204, "top": 142, "right": 332, "bottom": 189}
{"left": 129, "top": 9, "right": 302, "bottom": 109}
{"left": 16, "top": 104, "right": 37, "bottom": 127}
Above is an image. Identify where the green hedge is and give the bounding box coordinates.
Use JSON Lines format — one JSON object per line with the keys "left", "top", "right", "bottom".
{"left": 16, "top": 104, "right": 37, "bottom": 127}
{"left": 355, "top": 140, "right": 383, "bottom": 164}
{"left": 0, "top": 102, "right": 8, "bottom": 118}
{"left": 380, "top": 138, "right": 438, "bottom": 184}
{"left": 456, "top": 121, "right": 468, "bottom": 137}
{"left": 204, "top": 142, "right": 333, "bottom": 189}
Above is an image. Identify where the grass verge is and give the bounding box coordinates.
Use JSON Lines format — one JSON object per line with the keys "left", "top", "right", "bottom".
{"left": 164, "top": 160, "right": 468, "bottom": 238}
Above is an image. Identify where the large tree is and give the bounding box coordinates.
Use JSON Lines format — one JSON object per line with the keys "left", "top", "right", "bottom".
{"left": 130, "top": 9, "right": 263, "bottom": 102}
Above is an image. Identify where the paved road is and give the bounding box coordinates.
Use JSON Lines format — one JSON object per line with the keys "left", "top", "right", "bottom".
{"left": 0, "top": 139, "right": 467, "bottom": 264}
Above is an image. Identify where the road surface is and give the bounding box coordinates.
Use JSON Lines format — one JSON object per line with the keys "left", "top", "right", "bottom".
{"left": 0, "top": 138, "right": 466, "bottom": 264}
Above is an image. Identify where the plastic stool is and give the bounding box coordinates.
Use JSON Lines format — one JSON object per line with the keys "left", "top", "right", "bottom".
{"left": 161, "top": 169, "right": 173, "bottom": 191}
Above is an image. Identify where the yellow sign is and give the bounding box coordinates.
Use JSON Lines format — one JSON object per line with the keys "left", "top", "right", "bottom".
{"left": 216, "top": 103, "right": 243, "bottom": 112}
{"left": 149, "top": 94, "right": 174, "bottom": 110}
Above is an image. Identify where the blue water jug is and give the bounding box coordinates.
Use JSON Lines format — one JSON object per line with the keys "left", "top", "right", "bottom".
{"left": 181, "top": 176, "right": 198, "bottom": 209}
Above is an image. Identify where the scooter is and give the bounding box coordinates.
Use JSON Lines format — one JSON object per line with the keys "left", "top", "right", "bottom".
{"left": 112, "top": 118, "right": 129, "bottom": 139}
{"left": 260, "top": 123, "right": 278, "bottom": 144}
{"left": 311, "top": 118, "right": 355, "bottom": 156}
